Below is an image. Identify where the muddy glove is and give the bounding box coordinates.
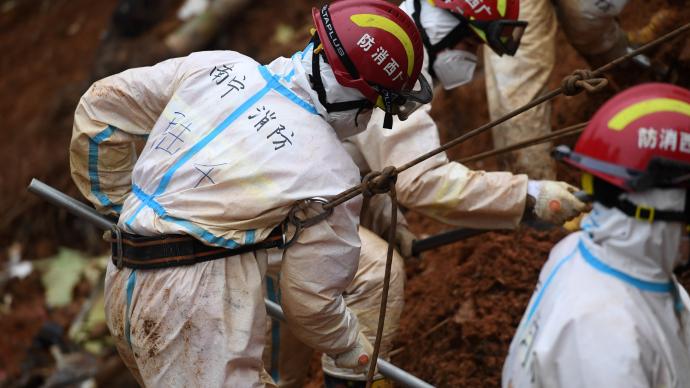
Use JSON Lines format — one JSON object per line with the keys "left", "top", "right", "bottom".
{"left": 527, "top": 180, "right": 587, "bottom": 225}
{"left": 333, "top": 331, "right": 374, "bottom": 374}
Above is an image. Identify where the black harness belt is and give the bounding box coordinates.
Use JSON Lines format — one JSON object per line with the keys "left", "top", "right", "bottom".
{"left": 110, "top": 228, "right": 284, "bottom": 270}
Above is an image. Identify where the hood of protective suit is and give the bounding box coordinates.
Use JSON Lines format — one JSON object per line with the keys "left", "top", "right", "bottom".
{"left": 581, "top": 188, "right": 687, "bottom": 282}
{"left": 290, "top": 43, "right": 372, "bottom": 140}
{"left": 399, "top": 0, "right": 460, "bottom": 45}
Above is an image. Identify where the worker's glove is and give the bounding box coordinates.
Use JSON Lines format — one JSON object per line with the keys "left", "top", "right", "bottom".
{"left": 527, "top": 180, "right": 587, "bottom": 225}
{"left": 333, "top": 331, "right": 374, "bottom": 374}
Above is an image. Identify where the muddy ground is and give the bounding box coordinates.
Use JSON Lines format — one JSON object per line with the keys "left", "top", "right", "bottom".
{"left": 1, "top": 0, "right": 690, "bottom": 386}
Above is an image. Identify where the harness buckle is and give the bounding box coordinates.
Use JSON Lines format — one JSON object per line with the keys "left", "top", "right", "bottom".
{"left": 113, "top": 227, "right": 124, "bottom": 269}
{"left": 635, "top": 204, "right": 656, "bottom": 223}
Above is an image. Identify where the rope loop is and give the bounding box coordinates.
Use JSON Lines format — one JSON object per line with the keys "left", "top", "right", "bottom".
{"left": 561, "top": 69, "right": 609, "bottom": 96}
{"left": 361, "top": 166, "right": 398, "bottom": 198}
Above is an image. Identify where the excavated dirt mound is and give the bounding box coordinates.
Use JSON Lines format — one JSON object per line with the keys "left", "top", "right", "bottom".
{"left": 1, "top": 0, "right": 690, "bottom": 386}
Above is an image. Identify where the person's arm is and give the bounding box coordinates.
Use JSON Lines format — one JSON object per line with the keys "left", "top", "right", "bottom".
{"left": 348, "top": 105, "right": 527, "bottom": 230}
{"left": 279, "top": 197, "right": 369, "bottom": 361}
{"left": 70, "top": 57, "right": 184, "bottom": 215}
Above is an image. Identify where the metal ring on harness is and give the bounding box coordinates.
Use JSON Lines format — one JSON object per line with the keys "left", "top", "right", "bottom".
{"left": 280, "top": 197, "right": 334, "bottom": 249}
{"left": 113, "top": 227, "right": 124, "bottom": 269}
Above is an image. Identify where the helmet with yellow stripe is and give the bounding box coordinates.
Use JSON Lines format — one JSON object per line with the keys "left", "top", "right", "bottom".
{"left": 311, "top": 0, "right": 432, "bottom": 127}
{"left": 555, "top": 83, "right": 690, "bottom": 192}
{"left": 554, "top": 83, "right": 690, "bottom": 226}
{"left": 428, "top": 0, "right": 526, "bottom": 56}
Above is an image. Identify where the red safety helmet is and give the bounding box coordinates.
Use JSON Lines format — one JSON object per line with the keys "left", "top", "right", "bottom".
{"left": 312, "top": 0, "right": 432, "bottom": 125}
{"left": 554, "top": 83, "right": 690, "bottom": 192}
{"left": 430, "top": 0, "right": 526, "bottom": 56}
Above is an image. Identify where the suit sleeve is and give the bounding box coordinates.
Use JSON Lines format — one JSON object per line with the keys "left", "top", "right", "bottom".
{"left": 70, "top": 57, "right": 184, "bottom": 215}
{"left": 279, "top": 197, "right": 363, "bottom": 355}
{"left": 347, "top": 104, "right": 528, "bottom": 230}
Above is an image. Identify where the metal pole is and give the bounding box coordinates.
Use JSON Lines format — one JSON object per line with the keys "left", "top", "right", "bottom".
{"left": 412, "top": 228, "right": 490, "bottom": 256}
{"left": 378, "top": 359, "right": 433, "bottom": 388}
{"left": 264, "top": 298, "right": 434, "bottom": 388}
{"left": 27, "top": 179, "right": 435, "bottom": 388}
{"left": 410, "top": 190, "right": 593, "bottom": 254}
{"left": 27, "top": 178, "right": 116, "bottom": 231}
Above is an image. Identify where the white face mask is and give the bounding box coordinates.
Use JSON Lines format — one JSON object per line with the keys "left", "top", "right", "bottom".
{"left": 327, "top": 108, "right": 373, "bottom": 140}
{"left": 433, "top": 49, "right": 478, "bottom": 90}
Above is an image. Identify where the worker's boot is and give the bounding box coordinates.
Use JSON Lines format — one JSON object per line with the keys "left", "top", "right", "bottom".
{"left": 323, "top": 373, "right": 393, "bottom": 388}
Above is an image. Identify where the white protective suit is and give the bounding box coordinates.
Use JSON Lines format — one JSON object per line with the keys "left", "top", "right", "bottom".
{"left": 70, "top": 49, "right": 370, "bottom": 386}
{"left": 503, "top": 189, "right": 690, "bottom": 388}
{"left": 258, "top": 43, "right": 408, "bottom": 385}
{"left": 267, "top": 2, "right": 529, "bottom": 386}
{"left": 485, "top": 0, "right": 629, "bottom": 179}
{"left": 265, "top": 227, "right": 405, "bottom": 384}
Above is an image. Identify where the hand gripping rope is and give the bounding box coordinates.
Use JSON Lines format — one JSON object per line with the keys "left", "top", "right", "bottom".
{"left": 283, "top": 22, "right": 690, "bottom": 387}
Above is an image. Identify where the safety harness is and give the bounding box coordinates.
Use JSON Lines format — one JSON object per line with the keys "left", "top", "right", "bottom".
{"left": 108, "top": 227, "right": 283, "bottom": 270}
{"left": 109, "top": 196, "right": 334, "bottom": 270}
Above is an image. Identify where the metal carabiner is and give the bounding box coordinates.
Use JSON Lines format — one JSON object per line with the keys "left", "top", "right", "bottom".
{"left": 113, "top": 227, "right": 124, "bottom": 269}
{"left": 288, "top": 197, "right": 334, "bottom": 229}
{"left": 280, "top": 197, "right": 334, "bottom": 249}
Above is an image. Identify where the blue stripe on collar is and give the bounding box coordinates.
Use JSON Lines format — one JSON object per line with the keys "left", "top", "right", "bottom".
{"left": 578, "top": 239, "right": 674, "bottom": 293}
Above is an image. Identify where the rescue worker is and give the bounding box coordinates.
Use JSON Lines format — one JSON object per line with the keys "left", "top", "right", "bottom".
{"left": 483, "top": 0, "right": 680, "bottom": 180}
{"left": 69, "top": 1, "right": 432, "bottom": 386}
{"left": 269, "top": 1, "right": 588, "bottom": 387}
{"left": 485, "top": 0, "right": 631, "bottom": 180}
{"left": 503, "top": 83, "right": 690, "bottom": 387}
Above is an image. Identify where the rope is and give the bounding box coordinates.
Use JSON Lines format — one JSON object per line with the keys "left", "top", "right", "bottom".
{"left": 322, "top": 22, "right": 690, "bottom": 212}
{"left": 365, "top": 184, "right": 398, "bottom": 388}
{"left": 352, "top": 168, "right": 399, "bottom": 387}
{"left": 283, "top": 22, "right": 690, "bottom": 385}
{"left": 561, "top": 70, "right": 608, "bottom": 95}
{"left": 459, "top": 121, "right": 587, "bottom": 164}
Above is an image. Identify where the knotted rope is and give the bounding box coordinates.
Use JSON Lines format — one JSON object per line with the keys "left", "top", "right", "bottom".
{"left": 561, "top": 69, "right": 609, "bottom": 95}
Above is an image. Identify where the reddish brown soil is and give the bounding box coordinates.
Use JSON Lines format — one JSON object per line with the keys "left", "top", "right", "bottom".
{"left": 1, "top": 0, "right": 689, "bottom": 386}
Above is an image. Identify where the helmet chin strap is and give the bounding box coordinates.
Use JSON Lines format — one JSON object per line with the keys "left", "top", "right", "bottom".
{"left": 586, "top": 174, "right": 690, "bottom": 226}
{"left": 308, "top": 35, "right": 372, "bottom": 114}
{"left": 586, "top": 174, "right": 690, "bottom": 273}
{"left": 308, "top": 35, "right": 397, "bottom": 129}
